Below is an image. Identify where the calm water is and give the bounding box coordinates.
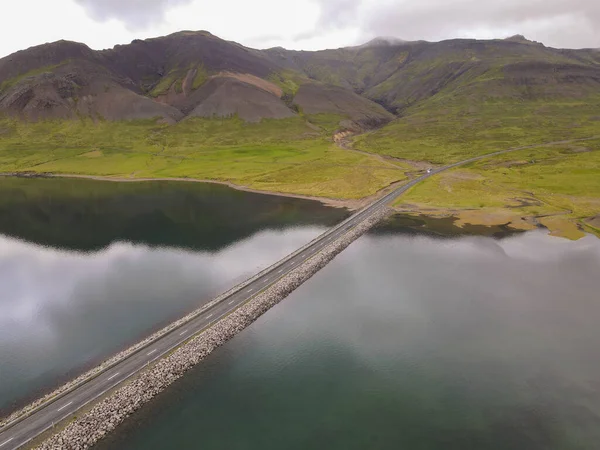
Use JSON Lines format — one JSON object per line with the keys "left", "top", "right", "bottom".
{"left": 97, "top": 227, "right": 600, "bottom": 450}
{"left": 0, "top": 177, "right": 348, "bottom": 412}
{"left": 3, "top": 177, "right": 600, "bottom": 450}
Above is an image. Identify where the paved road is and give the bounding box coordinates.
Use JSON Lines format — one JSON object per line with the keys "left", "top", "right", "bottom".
{"left": 1, "top": 137, "right": 597, "bottom": 449}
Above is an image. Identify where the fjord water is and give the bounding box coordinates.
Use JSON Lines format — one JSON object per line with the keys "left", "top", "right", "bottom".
{"left": 0, "top": 177, "right": 347, "bottom": 413}
{"left": 97, "top": 223, "right": 600, "bottom": 450}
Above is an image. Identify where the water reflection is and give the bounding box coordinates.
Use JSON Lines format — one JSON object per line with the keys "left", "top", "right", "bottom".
{"left": 0, "top": 228, "right": 326, "bottom": 412}
{"left": 0, "top": 177, "right": 347, "bottom": 251}
{"left": 98, "top": 230, "right": 600, "bottom": 450}
{"left": 0, "top": 177, "right": 349, "bottom": 413}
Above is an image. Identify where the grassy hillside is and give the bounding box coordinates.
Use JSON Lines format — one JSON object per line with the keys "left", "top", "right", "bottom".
{"left": 396, "top": 140, "right": 600, "bottom": 239}
{"left": 1, "top": 32, "right": 599, "bottom": 238}
{"left": 0, "top": 115, "right": 408, "bottom": 200}
{"left": 352, "top": 42, "right": 600, "bottom": 164}
{"left": 357, "top": 88, "right": 600, "bottom": 238}
{"left": 354, "top": 98, "right": 600, "bottom": 163}
{"left": 271, "top": 37, "right": 600, "bottom": 112}
{"left": 341, "top": 40, "right": 600, "bottom": 238}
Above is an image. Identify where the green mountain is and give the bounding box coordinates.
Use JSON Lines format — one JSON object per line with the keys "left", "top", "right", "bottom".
{"left": 267, "top": 35, "right": 600, "bottom": 113}
{"left": 4, "top": 31, "right": 600, "bottom": 126}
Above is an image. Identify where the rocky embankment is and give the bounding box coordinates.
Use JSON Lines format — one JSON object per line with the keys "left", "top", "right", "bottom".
{"left": 35, "top": 207, "right": 391, "bottom": 450}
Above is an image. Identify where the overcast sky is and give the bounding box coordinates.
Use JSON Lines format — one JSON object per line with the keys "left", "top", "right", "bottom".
{"left": 1, "top": 0, "right": 599, "bottom": 58}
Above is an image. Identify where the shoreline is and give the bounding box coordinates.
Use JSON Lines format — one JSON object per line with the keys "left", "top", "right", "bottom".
{"left": 0, "top": 171, "right": 595, "bottom": 240}
{"left": 0, "top": 172, "right": 375, "bottom": 211}
{"left": 392, "top": 205, "right": 596, "bottom": 240}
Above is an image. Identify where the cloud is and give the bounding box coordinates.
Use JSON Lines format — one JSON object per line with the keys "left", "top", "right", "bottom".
{"left": 315, "top": 0, "right": 361, "bottom": 28}
{"left": 0, "top": 226, "right": 324, "bottom": 406}
{"left": 75, "top": 0, "right": 194, "bottom": 30}
{"left": 2, "top": 0, "right": 599, "bottom": 60}
{"left": 309, "top": 0, "right": 600, "bottom": 49}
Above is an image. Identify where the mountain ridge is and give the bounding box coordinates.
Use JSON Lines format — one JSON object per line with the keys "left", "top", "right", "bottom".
{"left": 1, "top": 30, "right": 600, "bottom": 126}
{"left": 0, "top": 32, "right": 393, "bottom": 126}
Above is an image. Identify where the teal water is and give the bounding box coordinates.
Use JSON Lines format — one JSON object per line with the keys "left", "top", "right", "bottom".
{"left": 0, "top": 177, "right": 348, "bottom": 413}
{"left": 98, "top": 228, "right": 600, "bottom": 450}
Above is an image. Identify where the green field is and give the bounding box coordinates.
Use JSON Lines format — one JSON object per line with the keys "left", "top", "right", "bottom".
{"left": 393, "top": 141, "right": 600, "bottom": 238}
{"left": 1, "top": 92, "right": 599, "bottom": 239}
{"left": 353, "top": 89, "right": 600, "bottom": 238}
{"left": 354, "top": 99, "right": 600, "bottom": 164}
{"left": 0, "top": 115, "right": 408, "bottom": 200}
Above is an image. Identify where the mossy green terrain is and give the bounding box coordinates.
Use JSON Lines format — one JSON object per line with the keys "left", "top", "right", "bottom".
{"left": 350, "top": 52, "right": 600, "bottom": 239}
{"left": 0, "top": 62, "right": 69, "bottom": 94}
{"left": 1, "top": 33, "right": 599, "bottom": 239}
{"left": 149, "top": 70, "right": 180, "bottom": 97}
{"left": 191, "top": 66, "right": 208, "bottom": 90}
{"left": 355, "top": 94, "right": 600, "bottom": 238}
{"left": 0, "top": 115, "right": 408, "bottom": 200}
{"left": 393, "top": 141, "right": 600, "bottom": 239}
{"left": 354, "top": 97, "right": 600, "bottom": 164}
{"left": 268, "top": 71, "right": 303, "bottom": 96}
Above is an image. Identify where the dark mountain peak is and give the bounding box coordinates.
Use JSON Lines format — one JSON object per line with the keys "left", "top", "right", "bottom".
{"left": 166, "top": 30, "right": 214, "bottom": 37}
{"left": 504, "top": 34, "right": 544, "bottom": 46}
{"left": 0, "top": 39, "right": 95, "bottom": 85}
{"left": 117, "top": 30, "right": 216, "bottom": 49}
{"left": 358, "top": 36, "right": 408, "bottom": 48}
{"left": 2, "top": 29, "right": 598, "bottom": 126}
{"left": 505, "top": 34, "right": 528, "bottom": 42}
{"left": 1, "top": 39, "right": 93, "bottom": 62}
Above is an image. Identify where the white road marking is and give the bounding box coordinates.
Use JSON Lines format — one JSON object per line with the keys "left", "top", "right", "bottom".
{"left": 207, "top": 314, "right": 213, "bottom": 319}
{"left": 147, "top": 349, "right": 157, "bottom": 356}
{"left": 278, "top": 269, "right": 283, "bottom": 273}
{"left": 107, "top": 372, "right": 120, "bottom": 381}
{"left": 56, "top": 401, "right": 73, "bottom": 412}
{"left": 180, "top": 330, "right": 188, "bottom": 336}
{"left": 228, "top": 300, "right": 235, "bottom": 305}
{"left": 247, "top": 288, "right": 254, "bottom": 293}
{"left": 0, "top": 438, "right": 14, "bottom": 448}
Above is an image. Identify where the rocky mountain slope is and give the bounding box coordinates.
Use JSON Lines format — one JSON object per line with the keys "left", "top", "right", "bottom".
{"left": 0, "top": 31, "right": 392, "bottom": 126}
{"left": 1, "top": 31, "right": 599, "bottom": 127}
{"left": 266, "top": 35, "right": 600, "bottom": 114}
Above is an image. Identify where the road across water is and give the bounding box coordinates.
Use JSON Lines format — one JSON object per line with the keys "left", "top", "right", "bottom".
{"left": 1, "top": 136, "right": 597, "bottom": 449}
